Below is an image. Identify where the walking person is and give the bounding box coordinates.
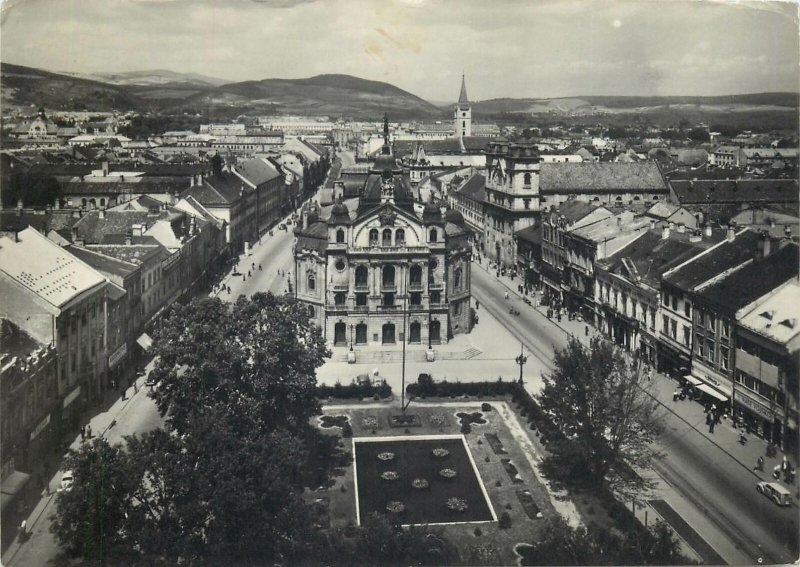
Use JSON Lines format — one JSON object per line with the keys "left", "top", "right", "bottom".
{"left": 80, "top": 425, "right": 85, "bottom": 441}
{"left": 773, "top": 464, "right": 782, "bottom": 480}
{"left": 86, "top": 424, "right": 92, "bottom": 439}
{"left": 754, "top": 456, "right": 764, "bottom": 472}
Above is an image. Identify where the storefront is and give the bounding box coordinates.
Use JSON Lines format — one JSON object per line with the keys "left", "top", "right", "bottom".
{"left": 734, "top": 388, "right": 787, "bottom": 447}
{"left": 656, "top": 340, "right": 690, "bottom": 378}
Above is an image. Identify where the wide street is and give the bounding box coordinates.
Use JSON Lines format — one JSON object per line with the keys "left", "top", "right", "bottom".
{"left": 2, "top": 372, "right": 164, "bottom": 567}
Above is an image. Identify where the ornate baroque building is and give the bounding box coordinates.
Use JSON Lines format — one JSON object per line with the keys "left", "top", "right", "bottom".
{"left": 293, "top": 115, "right": 472, "bottom": 349}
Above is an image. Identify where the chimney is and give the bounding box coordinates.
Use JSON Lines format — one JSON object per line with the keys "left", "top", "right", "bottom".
{"left": 726, "top": 223, "right": 735, "bottom": 242}
{"left": 197, "top": 173, "right": 203, "bottom": 186}
{"left": 785, "top": 225, "right": 793, "bottom": 239}
{"left": 71, "top": 226, "right": 78, "bottom": 242}
{"left": 617, "top": 216, "right": 622, "bottom": 228}
{"left": 704, "top": 224, "right": 712, "bottom": 238}
{"left": 102, "top": 160, "right": 109, "bottom": 177}
{"left": 125, "top": 230, "right": 132, "bottom": 246}
{"left": 190, "top": 216, "right": 197, "bottom": 236}
{"left": 99, "top": 208, "right": 105, "bottom": 219}
{"left": 189, "top": 175, "right": 195, "bottom": 187}
{"left": 72, "top": 209, "right": 80, "bottom": 218}
{"left": 668, "top": 221, "right": 675, "bottom": 231}
{"left": 770, "top": 218, "right": 776, "bottom": 229}
{"left": 54, "top": 198, "right": 60, "bottom": 211}
{"left": 677, "top": 223, "right": 685, "bottom": 234}
{"left": 760, "top": 231, "right": 771, "bottom": 258}
{"left": 302, "top": 209, "right": 309, "bottom": 230}
{"left": 661, "top": 224, "right": 670, "bottom": 240}
{"left": 649, "top": 218, "right": 656, "bottom": 230}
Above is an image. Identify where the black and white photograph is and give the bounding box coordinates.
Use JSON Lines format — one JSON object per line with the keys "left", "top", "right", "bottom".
{"left": 0, "top": 0, "right": 798, "bottom": 565}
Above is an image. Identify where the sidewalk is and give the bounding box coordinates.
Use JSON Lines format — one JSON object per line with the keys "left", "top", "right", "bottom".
{"left": 1, "top": 363, "right": 155, "bottom": 567}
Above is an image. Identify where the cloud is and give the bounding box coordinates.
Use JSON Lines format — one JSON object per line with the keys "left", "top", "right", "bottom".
{"left": 248, "top": 0, "right": 318, "bottom": 6}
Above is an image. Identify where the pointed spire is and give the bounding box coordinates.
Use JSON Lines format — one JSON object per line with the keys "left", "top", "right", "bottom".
{"left": 458, "top": 74, "right": 469, "bottom": 105}
{"left": 381, "top": 112, "right": 391, "bottom": 155}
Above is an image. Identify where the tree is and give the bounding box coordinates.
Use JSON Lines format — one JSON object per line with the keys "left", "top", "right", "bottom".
{"left": 50, "top": 438, "right": 136, "bottom": 563}
{"left": 148, "top": 293, "right": 329, "bottom": 435}
{"left": 538, "top": 336, "right": 661, "bottom": 494}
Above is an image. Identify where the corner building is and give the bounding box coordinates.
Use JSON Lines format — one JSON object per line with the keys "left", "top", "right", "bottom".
{"left": 293, "top": 116, "right": 472, "bottom": 348}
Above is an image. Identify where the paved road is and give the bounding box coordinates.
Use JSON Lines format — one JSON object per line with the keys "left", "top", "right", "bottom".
{"left": 3, "top": 373, "right": 164, "bottom": 567}
{"left": 474, "top": 261, "right": 799, "bottom": 565}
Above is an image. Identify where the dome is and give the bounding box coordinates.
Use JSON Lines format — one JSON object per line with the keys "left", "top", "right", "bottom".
{"left": 329, "top": 200, "right": 350, "bottom": 224}
{"left": 422, "top": 201, "right": 441, "bottom": 223}
{"left": 370, "top": 154, "right": 400, "bottom": 174}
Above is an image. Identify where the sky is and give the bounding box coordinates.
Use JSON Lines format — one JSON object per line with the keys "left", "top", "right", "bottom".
{"left": 1, "top": 0, "right": 798, "bottom": 101}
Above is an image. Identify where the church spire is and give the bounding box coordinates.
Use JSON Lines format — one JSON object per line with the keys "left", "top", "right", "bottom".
{"left": 381, "top": 112, "right": 391, "bottom": 155}
{"left": 458, "top": 74, "right": 469, "bottom": 106}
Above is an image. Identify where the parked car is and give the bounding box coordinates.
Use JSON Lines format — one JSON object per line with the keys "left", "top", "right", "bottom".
{"left": 756, "top": 481, "right": 792, "bottom": 506}
{"left": 60, "top": 470, "right": 74, "bottom": 492}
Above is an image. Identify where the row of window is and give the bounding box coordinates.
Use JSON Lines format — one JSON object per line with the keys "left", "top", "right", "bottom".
{"left": 735, "top": 370, "right": 786, "bottom": 405}
{"left": 311, "top": 263, "right": 459, "bottom": 291}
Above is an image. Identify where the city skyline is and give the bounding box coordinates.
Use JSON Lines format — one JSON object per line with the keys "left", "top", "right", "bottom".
{"left": 1, "top": 0, "right": 798, "bottom": 102}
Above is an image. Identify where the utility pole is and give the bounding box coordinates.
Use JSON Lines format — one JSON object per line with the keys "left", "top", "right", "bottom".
{"left": 516, "top": 343, "right": 527, "bottom": 385}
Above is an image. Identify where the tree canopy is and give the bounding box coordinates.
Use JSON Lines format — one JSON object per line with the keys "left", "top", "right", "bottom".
{"left": 538, "top": 336, "right": 662, "bottom": 494}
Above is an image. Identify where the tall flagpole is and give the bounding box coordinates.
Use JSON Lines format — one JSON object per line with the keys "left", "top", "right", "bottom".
{"left": 401, "top": 262, "right": 408, "bottom": 413}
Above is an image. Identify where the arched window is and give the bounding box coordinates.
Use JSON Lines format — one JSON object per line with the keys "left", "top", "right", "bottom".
{"left": 615, "top": 196, "right": 623, "bottom": 202}
{"left": 82, "top": 198, "right": 88, "bottom": 208}
{"left": 89, "top": 199, "right": 96, "bottom": 209}
{"left": 430, "top": 228, "right": 438, "bottom": 242}
{"left": 307, "top": 274, "right": 316, "bottom": 291}
{"left": 99, "top": 198, "right": 105, "bottom": 207}
{"left": 524, "top": 172, "right": 531, "bottom": 186}
{"left": 334, "top": 292, "right": 346, "bottom": 305}
{"left": 395, "top": 228, "right": 405, "bottom": 245}
{"left": 409, "top": 321, "right": 421, "bottom": 344}
{"left": 355, "top": 265, "right": 368, "bottom": 287}
{"left": 336, "top": 229, "right": 345, "bottom": 243}
{"left": 355, "top": 323, "right": 367, "bottom": 344}
{"left": 382, "top": 228, "right": 392, "bottom": 246}
{"left": 307, "top": 305, "right": 315, "bottom": 319}
{"left": 454, "top": 267, "right": 462, "bottom": 290}
{"left": 369, "top": 229, "right": 379, "bottom": 246}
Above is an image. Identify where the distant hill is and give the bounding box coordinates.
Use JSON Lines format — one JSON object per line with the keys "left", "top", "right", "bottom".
{"left": 473, "top": 93, "right": 799, "bottom": 116}
{"left": 1, "top": 62, "right": 146, "bottom": 112}
{"left": 1, "top": 64, "right": 442, "bottom": 119}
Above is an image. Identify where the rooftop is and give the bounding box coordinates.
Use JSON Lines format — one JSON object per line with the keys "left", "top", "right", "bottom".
{"left": 0, "top": 227, "right": 106, "bottom": 309}
{"left": 64, "top": 245, "right": 139, "bottom": 279}
{"left": 738, "top": 279, "right": 800, "bottom": 348}
{"left": 540, "top": 162, "right": 668, "bottom": 193}
{"left": 670, "top": 179, "right": 799, "bottom": 205}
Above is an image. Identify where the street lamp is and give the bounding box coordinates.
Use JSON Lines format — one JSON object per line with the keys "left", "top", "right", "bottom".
{"left": 516, "top": 343, "right": 527, "bottom": 385}
{"left": 349, "top": 324, "right": 354, "bottom": 352}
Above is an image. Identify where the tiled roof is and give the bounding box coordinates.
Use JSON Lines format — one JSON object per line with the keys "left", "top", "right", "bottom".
{"left": 540, "top": 162, "right": 668, "bottom": 193}
{"left": 663, "top": 229, "right": 761, "bottom": 290}
{"left": 696, "top": 242, "right": 799, "bottom": 312}
{"left": 646, "top": 201, "right": 680, "bottom": 219}
{"left": 0, "top": 227, "right": 106, "bottom": 309}
{"left": 235, "top": 158, "right": 281, "bottom": 187}
{"left": 65, "top": 245, "right": 139, "bottom": 279}
{"left": 455, "top": 173, "right": 486, "bottom": 202}
{"left": 669, "top": 179, "right": 799, "bottom": 205}
{"left": 182, "top": 173, "right": 243, "bottom": 206}
{"left": 60, "top": 179, "right": 186, "bottom": 196}
{"left": 85, "top": 243, "right": 164, "bottom": 265}
{"left": 551, "top": 200, "right": 600, "bottom": 223}
{"left": 0, "top": 318, "right": 46, "bottom": 357}
{"left": 392, "top": 137, "right": 492, "bottom": 157}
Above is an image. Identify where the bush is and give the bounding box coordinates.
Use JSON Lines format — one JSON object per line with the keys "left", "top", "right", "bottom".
{"left": 481, "top": 403, "right": 492, "bottom": 412}
{"left": 317, "top": 381, "right": 392, "bottom": 400}
{"left": 461, "top": 422, "right": 471, "bottom": 434}
{"left": 498, "top": 511, "right": 512, "bottom": 529}
{"left": 342, "top": 422, "right": 353, "bottom": 438}
{"left": 485, "top": 456, "right": 490, "bottom": 462}
{"left": 474, "top": 527, "right": 482, "bottom": 537}
{"left": 495, "top": 480, "right": 502, "bottom": 487}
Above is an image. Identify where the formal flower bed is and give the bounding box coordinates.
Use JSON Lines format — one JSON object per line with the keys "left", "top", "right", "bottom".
{"left": 429, "top": 414, "right": 447, "bottom": 427}
{"left": 319, "top": 415, "right": 349, "bottom": 429}
{"left": 446, "top": 497, "right": 468, "bottom": 512}
{"left": 381, "top": 471, "right": 400, "bottom": 481}
{"left": 439, "top": 468, "right": 457, "bottom": 479}
{"left": 377, "top": 452, "right": 395, "bottom": 461}
{"left": 411, "top": 478, "right": 429, "bottom": 489}
{"left": 386, "top": 501, "right": 405, "bottom": 513}
{"left": 432, "top": 448, "right": 450, "bottom": 458}
{"left": 362, "top": 416, "right": 378, "bottom": 428}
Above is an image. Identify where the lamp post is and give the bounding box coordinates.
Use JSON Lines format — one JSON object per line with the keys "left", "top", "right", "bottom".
{"left": 349, "top": 324, "right": 354, "bottom": 352}
{"left": 516, "top": 343, "right": 527, "bottom": 385}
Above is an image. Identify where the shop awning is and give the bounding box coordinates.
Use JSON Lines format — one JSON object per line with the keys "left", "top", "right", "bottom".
{"left": 696, "top": 383, "right": 731, "bottom": 402}
{"left": 684, "top": 375, "right": 703, "bottom": 386}
{"left": 1, "top": 470, "right": 31, "bottom": 513}
{"left": 136, "top": 333, "right": 154, "bottom": 351}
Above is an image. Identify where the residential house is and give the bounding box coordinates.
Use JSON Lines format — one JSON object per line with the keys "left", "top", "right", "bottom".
{"left": 448, "top": 172, "right": 485, "bottom": 251}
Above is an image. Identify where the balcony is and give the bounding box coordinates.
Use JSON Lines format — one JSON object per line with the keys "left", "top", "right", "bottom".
{"left": 381, "top": 283, "right": 397, "bottom": 293}
{"left": 351, "top": 305, "right": 369, "bottom": 313}
{"left": 428, "top": 282, "right": 444, "bottom": 291}
{"left": 409, "top": 304, "right": 425, "bottom": 311}
{"left": 351, "top": 245, "right": 429, "bottom": 255}
{"left": 409, "top": 281, "right": 423, "bottom": 291}
{"left": 332, "top": 283, "right": 348, "bottom": 292}
{"left": 354, "top": 282, "right": 369, "bottom": 292}
{"left": 430, "top": 302, "right": 448, "bottom": 310}
{"left": 378, "top": 304, "right": 400, "bottom": 311}
{"left": 327, "top": 304, "right": 348, "bottom": 314}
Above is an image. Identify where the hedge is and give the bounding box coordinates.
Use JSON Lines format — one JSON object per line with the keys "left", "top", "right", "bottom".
{"left": 317, "top": 381, "right": 392, "bottom": 400}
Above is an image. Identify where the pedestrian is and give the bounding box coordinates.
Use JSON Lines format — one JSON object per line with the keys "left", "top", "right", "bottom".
{"left": 80, "top": 425, "right": 85, "bottom": 441}
{"left": 258, "top": 264, "right": 262, "bottom": 271}
{"left": 585, "top": 325, "right": 589, "bottom": 337}
{"left": 19, "top": 520, "right": 26, "bottom": 539}
{"left": 111, "top": 379, "right": 116, "bottom": 391}
{"left": 504, "top": 291, "right": 509, "bottom": 300}
{"left": 709, "top": 421, "right": 715, "bottom": 434}
{"left": 227, "top": 286, "right": 231, "bottom": 294}
{"left": 475, "top": 299, "right": 480, "bottom": 310}
{"left": 252, "top": 262, "right": 255, "bottom": 270}
{"left": 781, "top": 456, "right": 790, "bottom": 472}
{"left": 773, "top": 464, "right": 782, "bottom": 480}
{"left": 86, "top": 424, "right": 92, "bottom": 439}
{"left": 248, "top": 270, "right": 251, "bottom": 277}
{"left": 754, "top": 456, "right": 764, "bottom": 472}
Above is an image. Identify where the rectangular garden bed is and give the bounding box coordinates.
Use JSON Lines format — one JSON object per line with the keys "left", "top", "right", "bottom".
{"left": 353, "top": 435, "right": 495, "bottom": 526}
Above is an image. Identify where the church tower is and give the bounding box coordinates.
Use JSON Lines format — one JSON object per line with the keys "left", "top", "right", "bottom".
{"left": 454, "top": 74, "right": 472, "bottom": 139}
